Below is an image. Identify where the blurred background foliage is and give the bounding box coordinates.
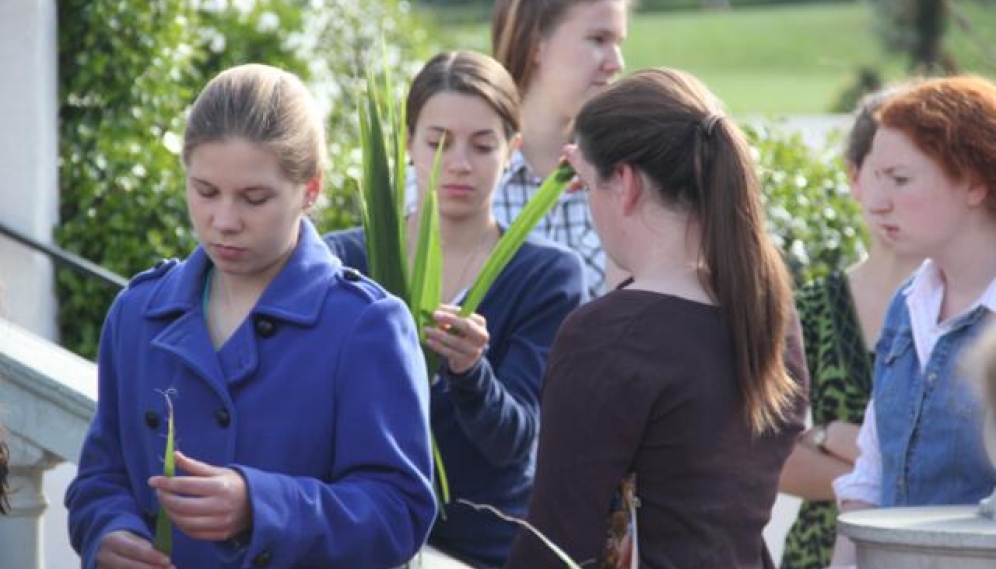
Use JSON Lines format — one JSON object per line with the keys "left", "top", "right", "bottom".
{"left": 745, "top": 125, "right": 865, "bottom": 285}
{"left": 54, "top": 0, "right": 992, "bottom": 358}
{"left": 56, "top": 0, "right": 433, "bottom": 358}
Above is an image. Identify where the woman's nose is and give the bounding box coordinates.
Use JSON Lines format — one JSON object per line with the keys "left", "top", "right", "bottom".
{"left": 212, "top": 201, "right": 242, "bottom": 231}
{"left": 604, "top": 45, "right": 624, "bottom": 75}
{"left": 863, "top": 173, "right": 892, "bottom": 213}
{"left": 446, "top": 147, "right": 472, "bottom": 173}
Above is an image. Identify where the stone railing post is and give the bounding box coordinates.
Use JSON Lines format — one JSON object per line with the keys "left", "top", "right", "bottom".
{"left": 0, "top": 435, "right": 60, "bottom": 569}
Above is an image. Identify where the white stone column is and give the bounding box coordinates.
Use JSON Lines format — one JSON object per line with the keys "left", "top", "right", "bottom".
{"left": 0, "top": 0, "right": 60, "bottom": 340}
{"left": 0, "top": 435, "right": 60, "bottom": 569}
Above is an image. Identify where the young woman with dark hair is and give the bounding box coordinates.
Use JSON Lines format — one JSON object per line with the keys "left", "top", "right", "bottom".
{"left": 777, "top": 84, "right": 924, "bottom": 569}
{"left": 326, "top": 51, "right": 585, "bottom": 568}
{"left": 490, "top": 0, "right": 628, "bottom": 297}
{"left": 506, "top": 68, "right": 808, "bottom": 569}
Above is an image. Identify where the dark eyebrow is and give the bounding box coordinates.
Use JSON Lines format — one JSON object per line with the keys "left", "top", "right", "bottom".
{"left": 425, "top": 126, "right": 500, "bottom": 138}
{"left": 189, "top": 176, "right": 217, "bottom": 189}
{"left": 588, "top": 25, "right": 622, "bottom": 37}
{"left": 190, "top": 177, "right": 274, "bottom": 193}
{"left": 241, "top": 185, "right": 275, "bottom": 193}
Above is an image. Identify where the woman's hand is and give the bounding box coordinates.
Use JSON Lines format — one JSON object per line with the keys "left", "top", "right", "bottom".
{"left": 97, "top": 530, "right": 174, "bottom": 569}
{"left": 148, "top": 451, "right": 252, "bottom": 542}
{"left": 424, "top": 305, "right": 489, "bottom": 375}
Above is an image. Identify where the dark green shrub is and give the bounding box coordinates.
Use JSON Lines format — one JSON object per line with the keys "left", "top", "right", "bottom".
{"left": 56, "top": 0, "right": 433, "bottom": 359}
{"left": 746, "top": 123, "right": 867, "bottom": 286}
{"left": 56, "top": 0, "right": 200, "bottom": 358}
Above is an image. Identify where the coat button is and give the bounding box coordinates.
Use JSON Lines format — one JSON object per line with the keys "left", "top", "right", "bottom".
{"left": 254, "top": 316, "right": 276, "bottom": 338}
{"left": 215, "top": 409, "right": 231, "bottom": 428}
{"left": 343, "top": 267, "right": 361, "bottom": 282}
{"left": 252, "top": 551, "right": 273, "bottom": 567}
{"left": 144, "top": 411, "right": 159, "bottom": 429}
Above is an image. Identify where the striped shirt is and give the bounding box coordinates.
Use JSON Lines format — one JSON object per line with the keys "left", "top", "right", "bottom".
{"left": 493, "top": 150, "right": 605, "bottom": 297}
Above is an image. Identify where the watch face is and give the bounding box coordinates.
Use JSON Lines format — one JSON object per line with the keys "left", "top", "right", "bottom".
{"left": 813, "top": 426, "right": 827, "bottom": 448}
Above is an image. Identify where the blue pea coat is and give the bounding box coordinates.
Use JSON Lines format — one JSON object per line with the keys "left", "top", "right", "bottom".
{"left": 66, "top": 220, "right": 436, "bottom": 569}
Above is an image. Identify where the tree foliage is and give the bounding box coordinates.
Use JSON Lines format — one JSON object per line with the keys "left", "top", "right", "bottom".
{"left": 56, "top": 0, "right": 432, "bottom": 358}
{"left": 872, "top": 0, "right": 958, "bottom": 74}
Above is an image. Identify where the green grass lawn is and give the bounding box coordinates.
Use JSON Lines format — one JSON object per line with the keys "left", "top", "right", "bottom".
{"left": 423, "top": 1, "right": 996, "bottom": 115}
{"left": 622, "top": 2, "right": 898, "bottom": 114}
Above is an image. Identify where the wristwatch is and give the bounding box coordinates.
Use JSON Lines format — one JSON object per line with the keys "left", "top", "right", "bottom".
{"left": 811, "top": 424, "right": 829, "bottom": 454}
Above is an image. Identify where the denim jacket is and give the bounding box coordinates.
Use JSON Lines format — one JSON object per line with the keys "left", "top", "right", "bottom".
{"left": 873, "top": 281, "right": 996, "bottom": 507}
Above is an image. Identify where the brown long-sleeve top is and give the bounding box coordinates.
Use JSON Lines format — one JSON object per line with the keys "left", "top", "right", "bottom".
{"left": 505, "top": 289, "right": 808, "bottom": 569}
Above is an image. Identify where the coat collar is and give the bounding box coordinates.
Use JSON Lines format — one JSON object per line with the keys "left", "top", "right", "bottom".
{"left": 143, "top": 218, "right": 341, "bottom": 326}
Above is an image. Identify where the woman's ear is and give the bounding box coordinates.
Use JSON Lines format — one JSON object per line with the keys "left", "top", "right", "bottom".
{"left": 965, "top": 177, "right": 991, "bottom": 208}
{"left": 304, "top": 174, "right": 322, "bottom": 209}
{"left": 616, "top": 164, "right": 644, "bottom": 216}
{"left": 506, "top": 134, "right": 523, "bottom": 166}
{"left": 847, "top": 163, "right": 863, "bottom": 201}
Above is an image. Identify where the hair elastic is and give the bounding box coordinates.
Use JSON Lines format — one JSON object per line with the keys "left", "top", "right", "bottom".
{"left": 700, "top": 113, "right": 723, "bottom": 137}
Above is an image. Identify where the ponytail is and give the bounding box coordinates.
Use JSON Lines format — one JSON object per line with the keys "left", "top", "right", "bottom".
{"left": 697, "top": 118, "right": 798, "bottom": 434}
{"left": 574, "top": 68, "right": 799, "bottom": 434}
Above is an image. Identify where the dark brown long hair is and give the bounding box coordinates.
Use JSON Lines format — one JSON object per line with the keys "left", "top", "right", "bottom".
{"left": 405, "top": 51, "right": 521, "bottom": 141}
{"left": 573, "top": 68, "right": 798, "bottom": 434}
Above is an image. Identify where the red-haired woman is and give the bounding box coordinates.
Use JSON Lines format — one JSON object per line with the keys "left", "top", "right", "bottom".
{"left": 830, "top": 75, "right": 996, "bottom": 566}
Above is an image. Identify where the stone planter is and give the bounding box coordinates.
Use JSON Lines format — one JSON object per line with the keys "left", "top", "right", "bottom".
{"left": 838, "top": 505, "right": 996, "bottom": 568}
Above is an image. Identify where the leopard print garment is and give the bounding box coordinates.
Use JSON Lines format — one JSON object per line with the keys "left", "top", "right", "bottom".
{"left": 780, "top": 272, "right": 873, "bottom": 569}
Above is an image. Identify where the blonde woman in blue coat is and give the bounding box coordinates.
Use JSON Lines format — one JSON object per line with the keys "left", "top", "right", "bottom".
{"left": 65, "top": 64, "right": 436, "bottom": 569}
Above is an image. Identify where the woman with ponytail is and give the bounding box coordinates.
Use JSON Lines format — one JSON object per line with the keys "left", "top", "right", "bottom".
{"left": 505, "top": 68, "right": 808, "bottom": 569}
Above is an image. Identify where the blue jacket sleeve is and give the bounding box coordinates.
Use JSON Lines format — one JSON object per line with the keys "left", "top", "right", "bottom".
{"left": 440, "top": 249, "right": 585, "bottom": 466}
{"left": 233, "top": 294, "right": 437, "bottom": 568}
{"left": 65, "top": 299, "right": 154, "bottom": 569}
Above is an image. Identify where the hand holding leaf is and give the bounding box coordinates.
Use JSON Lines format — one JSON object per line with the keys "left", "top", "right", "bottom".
{"left": 149, "top": 451, "right": 252, "bottom": 543}
{"left": 424, "top": 305, "right": 490, "bottom": 375}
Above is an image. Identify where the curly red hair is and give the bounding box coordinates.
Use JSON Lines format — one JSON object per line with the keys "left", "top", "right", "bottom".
{"left": 877, "top": 75, "right": 996, "bottom": 213}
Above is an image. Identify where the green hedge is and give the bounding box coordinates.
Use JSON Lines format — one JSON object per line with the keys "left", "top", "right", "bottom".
{"left": 56, "top": 0, "right": 200, "bottom": 357}
{"left": 56, "top": 0, "right": 433, "bottom": 359}
{"left": 746, "top": 124, "right": 866, "bottom": 285}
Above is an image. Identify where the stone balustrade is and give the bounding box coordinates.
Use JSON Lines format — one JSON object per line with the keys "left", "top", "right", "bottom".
{"left": 0, "top": 318, "right": 96, "bottom": 569}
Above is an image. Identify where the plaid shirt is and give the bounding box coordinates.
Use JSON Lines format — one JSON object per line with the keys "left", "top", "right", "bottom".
{"left": 493, "top": 150, "right": 605, "bottom": 297}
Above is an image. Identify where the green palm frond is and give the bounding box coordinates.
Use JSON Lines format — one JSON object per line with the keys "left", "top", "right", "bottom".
{"left": 153, "top": 390, "right": 176, "bottom": 556}
{"left": 460, "top": 160, "right": 575, "bottom": 317}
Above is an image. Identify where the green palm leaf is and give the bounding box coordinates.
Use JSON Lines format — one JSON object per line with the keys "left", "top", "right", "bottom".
{"left": 153, "top": 390, "right": 176, "bottom": 556}
{"left": 459, "top": 160, "right": 576, "bottom": 317}
{"left": 457, "top": 500, "right": 583, "bottom": 569}
{"left": 409, "top": 136, "right": 444, "bottom": 343}
{"left": 359, "top": 71, "right": 408, "bottom": 300}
